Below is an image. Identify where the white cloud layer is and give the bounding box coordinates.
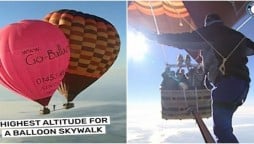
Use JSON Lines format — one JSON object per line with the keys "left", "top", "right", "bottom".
{"left": 128, "top": 102, "right": 254, "bottom": 143}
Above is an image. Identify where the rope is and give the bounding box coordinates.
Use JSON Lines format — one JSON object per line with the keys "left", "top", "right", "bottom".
{"left": 148, "top": 0, "right": 168, "bottom": 64}
{"left": 229, "top": 1, "right": 238, "bottom": 16}
{"left": 181, "top": 88, "right": 193, "bottom": 117}
{"left": 218, "top": 37, "right": 245, "bottom": 75}
{"left": 181, "top": 17, "right": 246, "bottom": 75}
{"left": 181, "top": 86, "right": 215, "bottom": 143}
{"left": 148, "top": 0, "right": 160, "bottom": 35}
{"left": 183, "top": 89, "right": 188, "bottom": 107}
{"left": 195, "top": 87, "right": 199, "bottom": 112}
{"left": 230, "top": 1, "right": 250, "bottom": 17}
{"left": 236, "top": 16, "right": 252, "bottom": 31}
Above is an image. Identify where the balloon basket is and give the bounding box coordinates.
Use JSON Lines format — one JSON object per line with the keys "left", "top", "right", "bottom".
{"left": 63, "top": 102, "right": 74, "bottom": 109}
{"left": 161, "top": 89, "right": 211, "bottom": 120}
{"left": 40, "top": 107, "right": 50, "bottom": 115}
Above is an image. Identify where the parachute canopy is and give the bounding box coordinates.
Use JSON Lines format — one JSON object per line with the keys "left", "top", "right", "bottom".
{"left": 44, "top": 9, "right": 121, "bottom": 102}
{"left": 128, "top": 1, "right": 248, "bottom": 62}
{"left": 0, "top": 20, "right": 70, "bottom": 106}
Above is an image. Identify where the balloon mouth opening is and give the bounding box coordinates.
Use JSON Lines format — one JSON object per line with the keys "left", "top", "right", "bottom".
{"left": 35, "top": 96, "right": 51, "bottom": 106}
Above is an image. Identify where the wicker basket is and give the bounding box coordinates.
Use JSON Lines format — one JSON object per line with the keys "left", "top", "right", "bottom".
{"left": 161, "top": 89, "right": 211, "bottom": 120}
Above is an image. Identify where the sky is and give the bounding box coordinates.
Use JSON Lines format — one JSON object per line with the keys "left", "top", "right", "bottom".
{"left": 0, "top": 1, "right": 126, "bottom": 104}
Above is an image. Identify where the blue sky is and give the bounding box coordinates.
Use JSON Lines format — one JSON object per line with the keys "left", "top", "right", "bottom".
{"left": 128, "top": 9, "right": 254, "bottom": 106}
{"left": 0, "top": 1, "right": 126, "bottom": 103}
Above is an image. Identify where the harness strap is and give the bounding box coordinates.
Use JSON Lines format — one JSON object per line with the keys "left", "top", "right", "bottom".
{"left": 184, "top": 20, "right": 245, "bottom": 76}
{"left": 218, "top": 37, "right": 245, "bottom": 75}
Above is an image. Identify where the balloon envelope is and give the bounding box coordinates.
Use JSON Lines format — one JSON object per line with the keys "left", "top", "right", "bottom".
{"left": 0, "top": 20, "right": 70, "bottom": 106}
{"left": 44, "top": 9, "right": 120, "bottom": 102}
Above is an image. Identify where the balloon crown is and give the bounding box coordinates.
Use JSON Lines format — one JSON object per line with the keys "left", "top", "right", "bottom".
{"left": 50, "top": 9, "right": 115, "bottom": 28}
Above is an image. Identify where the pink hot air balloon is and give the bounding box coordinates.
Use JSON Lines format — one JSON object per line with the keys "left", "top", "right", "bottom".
{"left": 0, "top": 20, "right": 70, "bottom": 112}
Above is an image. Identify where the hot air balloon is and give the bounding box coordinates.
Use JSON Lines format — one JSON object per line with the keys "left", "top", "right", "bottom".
{"left": 44, "top": 9, "right": 120, "bottom": 109}
{"left": 128, "top": 1, "right": 249, "bottom": 120}
{"left": 0, "top": 20, "right": 70, "bottom": 114}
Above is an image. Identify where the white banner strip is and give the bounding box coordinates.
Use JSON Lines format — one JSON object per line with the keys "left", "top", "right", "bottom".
{"left": 0, "top": 116, "right": 110, "bottom": 128}
{"left": 2, "top": 125, "right": 106, "bottom": 138}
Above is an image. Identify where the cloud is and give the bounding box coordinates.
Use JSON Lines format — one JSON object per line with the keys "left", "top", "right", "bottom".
{"left": 128, "top": 102, "right": 254, "bottom": 143}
